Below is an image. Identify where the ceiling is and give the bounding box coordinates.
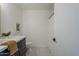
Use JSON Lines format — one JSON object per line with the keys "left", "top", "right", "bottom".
{"left": 15, "top": 3, "right": 54, "bottom": 10}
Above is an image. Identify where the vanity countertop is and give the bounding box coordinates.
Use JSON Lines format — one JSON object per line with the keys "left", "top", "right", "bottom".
{"left": 0, "top": 35, "right": 26, "bottom": 45}
{"left": 8, "top": 35, "right": 26, "bottom": 42}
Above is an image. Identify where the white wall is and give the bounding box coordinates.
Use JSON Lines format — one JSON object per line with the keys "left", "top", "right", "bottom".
{"left": 54, "top": 3, "right": 79, "bottom": 56}
{"left": 23, "top": 10, "right": 49, "bottom": 47}
{"left": 0, "top": 3, "right": 22, "bottom": 35}
{"left": 0, "top": 5, "right": 1, "bottom": 32}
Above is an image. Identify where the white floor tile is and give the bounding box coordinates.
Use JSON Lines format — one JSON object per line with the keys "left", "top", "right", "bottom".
{"left": 26, "top": 47, "right": 52, "bottom": 56}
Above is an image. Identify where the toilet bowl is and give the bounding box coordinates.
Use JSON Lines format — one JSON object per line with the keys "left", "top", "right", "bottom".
{"left": 26, "top": 42, "right": 32, "bottom": 46}
{"left": 26, "top": 42, "right": 32, "bottom": 52}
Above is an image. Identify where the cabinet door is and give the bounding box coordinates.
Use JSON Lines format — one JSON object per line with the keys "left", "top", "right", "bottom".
{"left": 17, "top": 38, "right": 27, "bottom": 56}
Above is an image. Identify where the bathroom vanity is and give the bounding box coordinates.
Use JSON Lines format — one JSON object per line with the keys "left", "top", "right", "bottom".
{"left": 0, "top": 36, "right": 27, "bottom": 56}
{"left": 16, "top": 37, "right": 27, "bottom": 56}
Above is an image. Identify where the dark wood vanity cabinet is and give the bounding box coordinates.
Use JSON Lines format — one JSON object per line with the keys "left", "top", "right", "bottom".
{"left": 16, "top": 38, "right": 27, "bottom": 56}
{"left": 0, "top": 37, "right": 27, "bottom": 56}
{"left": 9, "top": 37, "right": 27, "bottom": 56}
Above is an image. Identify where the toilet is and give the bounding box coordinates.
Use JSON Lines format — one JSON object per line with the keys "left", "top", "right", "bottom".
{"left": 26, "top": 36, "right": 32, "bottom": 50}
{"left": 26, "top": 41, "right": 32, "bottom": 55}
{"left": 26, "top": 42, "right": 32, "bottom": 49}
